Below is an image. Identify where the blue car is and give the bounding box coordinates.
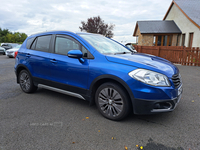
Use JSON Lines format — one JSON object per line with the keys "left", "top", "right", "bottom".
{"left": 15, "top": 31, "right": 183, "bottom": 120}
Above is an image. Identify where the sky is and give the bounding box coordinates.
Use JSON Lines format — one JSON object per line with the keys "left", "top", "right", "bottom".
{"left": 0, "top": 0, "right": 172, "bottom": 44}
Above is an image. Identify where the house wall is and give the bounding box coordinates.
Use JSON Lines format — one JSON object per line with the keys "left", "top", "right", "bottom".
{"left": 172, "top": 34, "right": 178, "bottom": 46}
{"left": 165, "top": 4, "right": 200, "bottom": 47}
{"left": 135, "top": 27, "right": 154, "bottom": 46}
{"left": 135, "top": 27, "right": 142, "bottom": 45}
{"left": 141, "top": 35, "right": 154, "bottom": 46}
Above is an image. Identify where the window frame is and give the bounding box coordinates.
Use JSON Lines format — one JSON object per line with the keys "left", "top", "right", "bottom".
{"left": 54, "top": 35, "right": 81, "bottom": 56}
{"left": 154, "top": 34, "right": 173, "bottom": 46}
{"left": 181, "top": 34, "right": 185, "bottom": 46}
{"left": 30, "top": 34, "right": 53, "bottom": 53}
{"left": 26, "top": 37, "right": 36, "bottom": 49}
{"left": 188, "top": 32, "right": 194, "bottom": 47}
{"left": 53, "top": 34, "right": 94, "bottom": 59}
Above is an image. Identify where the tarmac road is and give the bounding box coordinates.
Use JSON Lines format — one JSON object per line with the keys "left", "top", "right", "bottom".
{"left": 0, "top": 55, "right": 200, "bottom": 150}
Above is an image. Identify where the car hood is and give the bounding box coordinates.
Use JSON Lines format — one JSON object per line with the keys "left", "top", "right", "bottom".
{"left": 105, "top": 53, "right": 179, "bottom": 77}
{"left": 0, "top": 47, "right": 5, "bottom": 50}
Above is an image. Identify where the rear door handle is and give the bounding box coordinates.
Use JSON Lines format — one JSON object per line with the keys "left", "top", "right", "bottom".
{"left": 26, "top": 53, "right": 31, "bottom": 58}
{"left": 50, "top": 59, "right": 57, "bottom": 64}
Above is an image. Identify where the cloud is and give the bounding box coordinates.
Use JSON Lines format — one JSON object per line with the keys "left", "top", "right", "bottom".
{"left": 0, "top": 0, "right": 172, "bottom": 43}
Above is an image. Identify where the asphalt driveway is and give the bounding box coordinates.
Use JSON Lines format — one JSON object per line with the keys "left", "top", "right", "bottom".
{"left": 0, "top": 55, "right": 200, "bottom": 150}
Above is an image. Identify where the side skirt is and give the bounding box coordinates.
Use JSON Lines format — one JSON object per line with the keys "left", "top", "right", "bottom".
{"left": 38, "top": 84, "right": 85, "bottom": 100}
{"left": 33, "top": 77, "right": 90, "bottom": 101}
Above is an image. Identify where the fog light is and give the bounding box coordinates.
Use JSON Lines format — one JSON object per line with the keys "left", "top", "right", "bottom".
{"left": 154, "top": 103, "right": 161, "bottom": 109}
{"left": 152, "top": 102, "right": 172, "bottom": 112}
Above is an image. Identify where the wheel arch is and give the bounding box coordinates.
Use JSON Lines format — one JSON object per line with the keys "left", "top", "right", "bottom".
{"left": 89, "top": 75, "right": 135, "bottom": 111}
{"left": 16, "top": 65, "right": 32, "bottom": 83}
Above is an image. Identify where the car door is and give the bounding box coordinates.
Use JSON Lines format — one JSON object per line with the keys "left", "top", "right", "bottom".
{"left": 25, "top": 35, "right": 53, "bottom": 81}
{"left": 49, "top": 35, "right": 89, "bottom": 94}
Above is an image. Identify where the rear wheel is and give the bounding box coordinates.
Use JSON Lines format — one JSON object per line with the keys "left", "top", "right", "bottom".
{"left": 95, "top": 82, "right": 131, "bottom": 121}
{"left": 19, "top": 70, "right": 37, "bottom": 93}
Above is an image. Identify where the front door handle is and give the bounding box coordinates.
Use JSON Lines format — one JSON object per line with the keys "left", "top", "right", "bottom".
{"left": 50, "top": 59, "right": 57, "bottom": 64}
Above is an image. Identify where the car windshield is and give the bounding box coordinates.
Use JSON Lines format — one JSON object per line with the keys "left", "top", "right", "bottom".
{"left": 11, "top": 44, "right": 19, "bottom": 47}
{"left": 79, "top": 34, "right": 131, "bottom": 54}
{"left": 15, "top": 45, "right": 21, "bottom": 48}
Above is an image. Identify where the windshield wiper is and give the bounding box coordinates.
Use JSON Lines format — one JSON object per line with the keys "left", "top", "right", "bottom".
{"left": 114, "top": 52, "right": 131, "bottom": 55}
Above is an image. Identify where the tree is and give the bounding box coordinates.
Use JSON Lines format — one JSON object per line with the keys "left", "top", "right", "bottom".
{"left": 0, "top": 28, "right": 27, "bottom": 43}
{"left": 79, "top": 16, "right": 115, "bottom": 38}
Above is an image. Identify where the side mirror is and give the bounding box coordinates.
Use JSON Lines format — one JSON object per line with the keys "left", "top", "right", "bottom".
{"left": 68, "top": 50, "right": 83, "bottom": 58}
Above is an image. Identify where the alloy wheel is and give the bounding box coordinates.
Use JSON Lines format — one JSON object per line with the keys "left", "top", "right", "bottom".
{"left": 98, "top": 87, "right": 124, "bottom": 117}
{"left": 20, "top": 72, "right": 30, "bottom": 92}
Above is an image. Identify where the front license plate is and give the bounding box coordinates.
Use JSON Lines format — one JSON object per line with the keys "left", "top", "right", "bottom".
{"left": 178, "top": 85, "right": 183, "bottom": 96}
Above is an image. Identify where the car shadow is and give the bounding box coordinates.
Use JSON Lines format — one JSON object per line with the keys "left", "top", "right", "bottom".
{"left": 34, "top": 87, "right": 180, "bottom": 126}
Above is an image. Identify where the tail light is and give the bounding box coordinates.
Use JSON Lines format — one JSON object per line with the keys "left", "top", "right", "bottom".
{"left": 14, "top": 51, "right": 18, "bottom": 58}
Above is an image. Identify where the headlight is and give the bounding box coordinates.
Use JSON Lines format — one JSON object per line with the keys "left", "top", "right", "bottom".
{"left": 128, "top": 69, "right": 170, "bottom": 86}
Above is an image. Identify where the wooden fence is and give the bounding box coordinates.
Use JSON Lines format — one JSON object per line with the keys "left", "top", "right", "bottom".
{"left": 133, "top": 46, "right": 200, "bottom": 66}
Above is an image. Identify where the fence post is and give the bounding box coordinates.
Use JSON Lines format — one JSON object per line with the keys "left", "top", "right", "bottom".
{"left": 138, "top": 46, "right": 142, "bottom": 53}
{"left": 196, "top": 47, "right": 200, "bottom": 66}
{"left": 157, "top": 47, "right": 160, "bottom": 57}
{"left": 182, "top": 47, "right": 186, "bottom": 65}
{"left": 195, "top": 47, "right": 198, "bottom": 66}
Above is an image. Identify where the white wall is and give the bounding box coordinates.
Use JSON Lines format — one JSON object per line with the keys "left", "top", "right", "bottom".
{"left": 165, "top": 4, "right": 200, "bottom": 47}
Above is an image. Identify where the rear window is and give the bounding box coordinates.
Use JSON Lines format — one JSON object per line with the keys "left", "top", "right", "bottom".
{"left": 30, "top": 35, "right": 51, "bottom": 52}
{"left": 26, "top": 37, "right": 35, "bottom": 49}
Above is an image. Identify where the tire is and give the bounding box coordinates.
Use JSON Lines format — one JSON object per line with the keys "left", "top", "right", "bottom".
{"left": 95, "top": 82, "right": 131, "bottom": 121}
{"left": 19, "top": 70, "right": 37, "bottom": 93}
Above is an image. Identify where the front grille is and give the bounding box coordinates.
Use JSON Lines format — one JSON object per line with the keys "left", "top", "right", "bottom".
{"left": 172, "top": 73, "right": 182, "bottom": 88}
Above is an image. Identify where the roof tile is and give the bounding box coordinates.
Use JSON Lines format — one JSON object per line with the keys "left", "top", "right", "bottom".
{"left": 174, "top": 0, "right": 200, "bottom": 26}
{"left": 137, "top": 20, "right": 182, "bottom": 34}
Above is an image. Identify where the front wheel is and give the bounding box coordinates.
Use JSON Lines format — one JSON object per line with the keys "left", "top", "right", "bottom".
{"left": 19, "top": 70, "right": 37, "bottom": 93}
{"left": 95, "top": 82, "right": 131, "bottom": 121}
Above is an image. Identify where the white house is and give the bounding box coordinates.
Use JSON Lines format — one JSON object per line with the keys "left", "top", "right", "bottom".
{"left": 163, "top": 0, "right": 200, "bottom": 47}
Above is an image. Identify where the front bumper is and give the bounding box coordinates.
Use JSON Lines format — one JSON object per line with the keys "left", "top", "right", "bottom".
{"left": 133, "top": 92, "right": 182, "bottom": 114}
{"left": 6, "top": 52, "right": 14, "bottom": 57}
{"left": 0, "top": 51, "right": 5, "bottom": 54}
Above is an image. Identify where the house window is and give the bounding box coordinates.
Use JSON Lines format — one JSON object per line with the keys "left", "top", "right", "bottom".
{"left": 188, "top": 32, "right": 194, "bottom": 47}
{"left": 182, "top": 34, "right": 185, "bottom": 46}
{"left": 157, "top": 36, "right": 162, "bottom": 46}
{"left": 169, "top": 35, "right": 172, "bottom": 46}
{"left": 153, "top": 36, "right": 156, "bottom": 46}
{"left": 163, "top": 35, "right": 168, "bottom": 46}
{"left": 154, "top": 35, "right": 172, "bottom": 46}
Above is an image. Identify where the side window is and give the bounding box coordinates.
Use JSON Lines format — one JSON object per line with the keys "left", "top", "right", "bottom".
{"left": 55, "top": 36, "right": 80, "bottom": 55}
{"left": 82, "top": 46, "right": 88, "bottom": 58}
{"left": 31, "top": 38, "right": 37, "bottom": 50}
{"left": 26, "top": 37, "right": 35, "bottom": 49}
{"left": 8, "top": 44, "right": 12, "bottom": 48}
{"left": 34, "top": 35, "right": 51, "bottom": 52}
